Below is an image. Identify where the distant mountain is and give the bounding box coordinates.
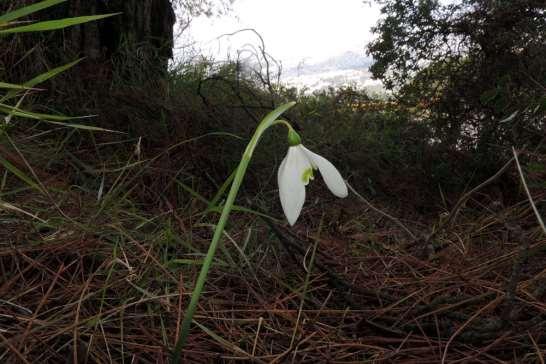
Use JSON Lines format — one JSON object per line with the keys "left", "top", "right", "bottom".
{"left": 284, "top": 51, "right": 373, "bottom": 77}
{"left": 281, "top": 51, "right": 382, "bottom": 93}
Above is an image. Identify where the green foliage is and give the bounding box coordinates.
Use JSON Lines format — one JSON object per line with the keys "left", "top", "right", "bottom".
{"left": 0, "top": 0, "right": 65, "bottom": 23}
{"left": 0, "top": 1, "right": 117, "bottom": 130}
{"left": 172, "top": 102, "right": 295, "bottom": 359}
{"left": 0, "top": 13, "right": 118, "bottom": 34}
{"left": 174, "top": 57, "right": 453, "bottom": 201}
{"left": 0, "top": 0, "right": 118, "bottom": 34}
{"left": 368, "top": 0, "right": 546, "bottom": 158}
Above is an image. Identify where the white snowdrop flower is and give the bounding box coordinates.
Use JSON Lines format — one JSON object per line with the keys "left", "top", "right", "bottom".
{"left": 278, "top": 132, "right": 348, "bottom": 225}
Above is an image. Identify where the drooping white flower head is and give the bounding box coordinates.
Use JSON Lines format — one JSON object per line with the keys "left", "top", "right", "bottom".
{"left": 277, "top": 133, "right": 348, "bottom": 225}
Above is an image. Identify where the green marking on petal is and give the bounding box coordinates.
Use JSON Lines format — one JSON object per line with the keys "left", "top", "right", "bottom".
{"left": 301, "top": 168, "right": 315, "bottom": 184}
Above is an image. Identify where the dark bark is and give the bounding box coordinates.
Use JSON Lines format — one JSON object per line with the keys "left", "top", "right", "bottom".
{"left": 66, "top": 0, "right": 176, "bottom": 73}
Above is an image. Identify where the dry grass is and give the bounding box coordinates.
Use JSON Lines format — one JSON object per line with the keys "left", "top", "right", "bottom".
{"left": 1, "top": 135, "right": 545, "bottom": 363}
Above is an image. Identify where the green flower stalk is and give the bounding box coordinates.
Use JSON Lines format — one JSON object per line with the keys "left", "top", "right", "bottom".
{"left": 171, "top": 101, "right": 349, "bottom": 363}
{"left": 171, "top": 102, "right": 296, "bottom": 363}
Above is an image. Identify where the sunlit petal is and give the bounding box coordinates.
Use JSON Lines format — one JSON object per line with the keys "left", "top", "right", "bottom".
{"left": 278, "top": 147, "right": 309, "bottom": 225}
{"left": 300, "top": 146, "right": 348, "bottom": 198}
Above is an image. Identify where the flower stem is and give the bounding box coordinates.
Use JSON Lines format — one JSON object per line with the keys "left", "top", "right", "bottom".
{"left": 171, "top": 102, "right": 296, "bottom": 363}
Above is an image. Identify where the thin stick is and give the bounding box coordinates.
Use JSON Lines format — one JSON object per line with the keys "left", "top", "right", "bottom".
{"left": 346, "top": 181, "right": 416, "bottom": 240}
{"left": 423, "top": 156, "right": 515, "bottom": 246}
{"left": 0, "top": 332, "right": 30, "bottom": 364}
{"left": 512, "top": 147, "right": 546, "bottom": 235}
{"left": 251, "top": 317, "right": 263, "bottom": 357}
{"left": 441, "top": 297, "right": 501, "bottom": 364}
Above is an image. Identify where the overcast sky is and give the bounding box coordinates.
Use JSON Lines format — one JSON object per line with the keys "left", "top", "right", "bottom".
{"left": 176, "top": 0, "right": 381, "bottom": 67}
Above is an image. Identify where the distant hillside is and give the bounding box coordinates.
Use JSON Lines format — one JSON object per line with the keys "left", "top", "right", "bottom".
{"left": 281, "top": 51, "right": 382, "bottom": 93}
{"left": 283, "top": 51, "right": 373, "bottom": 76}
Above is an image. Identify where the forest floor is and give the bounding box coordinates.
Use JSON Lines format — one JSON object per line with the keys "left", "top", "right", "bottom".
{"left": 1, "top": 130, "right": 546, "bottom": 363}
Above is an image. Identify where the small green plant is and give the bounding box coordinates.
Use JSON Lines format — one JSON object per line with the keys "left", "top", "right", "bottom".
{"left": 171, "top": 102, "right": 348, "bottom": 362}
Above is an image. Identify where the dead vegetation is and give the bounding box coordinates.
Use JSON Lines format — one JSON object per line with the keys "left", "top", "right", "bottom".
{"left": 1, "top": 139, "right": 545, "bottom": 363}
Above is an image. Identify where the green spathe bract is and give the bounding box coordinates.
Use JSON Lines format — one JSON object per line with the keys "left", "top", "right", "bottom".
{"left": 171, "top": 102, "right": 296, "bottom": 363}
{"left": 287, "top": 127, "right": 302, "bottom": 146}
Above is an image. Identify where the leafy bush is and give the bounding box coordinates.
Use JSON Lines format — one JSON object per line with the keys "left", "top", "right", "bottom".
{"left": 368, "top": 0, "right": 545, "bottom": 161}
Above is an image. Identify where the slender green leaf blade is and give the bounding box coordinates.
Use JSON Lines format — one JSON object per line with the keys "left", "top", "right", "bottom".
{"left": 2, "top": 59, "right": 83, "bottom": 102}
{"left": 25, "top": 58, "right": 83, "bottom": 88}
{"left": 0, "top": 201, "right": 47, "bottom": 223}
{"left": 0, "top": 103, "right": 121, "bottom": 132}
{"left": 0, "top": 103, "right": 76, "bottom": 121}
{"left": 0, "top": 156, "right": 42, "bottom": 192}
{"left": 0, "top": 0, "right": 66, "bottom": 23}
{"left": 0, "top": 82, "right": 32, "bottom": 90}
{"left": 45, "top": 120, "right": 121, "bottom": 133}
{"left": 0, "top": 13, "right": 120, "bottom": 34}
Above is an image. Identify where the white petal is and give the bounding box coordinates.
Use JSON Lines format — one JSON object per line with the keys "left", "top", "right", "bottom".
{"left": 278, "top": 147, "right": 311, "bottom": 225}
{"left": 300, "top": 146, "right": 348, "bottom": 198}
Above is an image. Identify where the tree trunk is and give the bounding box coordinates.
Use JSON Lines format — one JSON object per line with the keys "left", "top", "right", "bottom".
{"left": 69, "top": 0, "right": 175, "bottom": 70}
